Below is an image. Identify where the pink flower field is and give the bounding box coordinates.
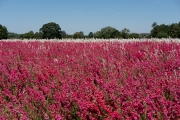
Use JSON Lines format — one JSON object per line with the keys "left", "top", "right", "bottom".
{"left": 0, "top": 41, "right": 180, "bottom": 120}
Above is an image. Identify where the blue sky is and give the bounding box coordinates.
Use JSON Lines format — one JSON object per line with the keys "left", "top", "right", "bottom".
{"left": 0, "top": 0, "right": 179, "bottom": 35}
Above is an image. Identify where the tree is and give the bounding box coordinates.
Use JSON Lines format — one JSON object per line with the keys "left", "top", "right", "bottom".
{"left": 61, "top": 31, "right": 67, "bottom": 38}
{"left": 152, "top": 22, "right": 157, "bottom": 28}
{"left": 101, "top": 26, "right": 119, "bottom": 39}
{"left": 8, "top": 32, "right": 21, "bottom": 39}
{"left": 94, "top": 31, "right": 102, "bottom": 38}
{"left": 139, "top": 33, "right": 150, "bottom": 38}
{"left": 129, "top": 33, "right": 139, "bottom": 38}
{"left": 34, "top": 32, "right": 43, "bottom": 39}
{"left": 151, "top": 26, "right": 159, "bottom": 38}
{"left": 0, "top": 24, "right": 8, "bottom": 40}
{"left": 169, "top": 23, "right": 180, "bottom": 38}
{"left": 158, "top": 24, "right": 169, "bottom": 33}
{"left": 79, "top": 31, "right": 84, "bottom": 38}
{"left": 88, "top": 32, "right": 94, "bottom": 38}
{"left": 121, "top": 28, "right": 130, "bottom": 39}
{"left": 179, "top": 22, "right": 180, "bottom": 38}
{"left": 22, "top": 31, "right": 34, "bottom": 39}
{"left": 72, "top": 31, "right": 85, "bottom": 39}
{"left": 66, "top": 34, "right": 73, "bottom": 38}
{"left": 156, "top": 32, "right": 168, "bottom": 38}
{"left": 39, "top": 22, "right": 62, "bottom": 39}
{"left": 94, "top": 26, "right": 120, "bottom": 39}
{"left": 73, "top": 32, "right": 82, "bottom": 39}
{"left": 150, "top": 22, "right": 180, "bottom": 38}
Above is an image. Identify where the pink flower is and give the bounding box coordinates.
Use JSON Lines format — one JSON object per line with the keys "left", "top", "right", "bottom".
{"left": 55, "top": 115, "right": 63, "bottom": 120}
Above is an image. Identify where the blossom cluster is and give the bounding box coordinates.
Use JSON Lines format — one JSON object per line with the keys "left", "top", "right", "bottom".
{"left": 0, "top": 41, "right": 179, "bottom": 119}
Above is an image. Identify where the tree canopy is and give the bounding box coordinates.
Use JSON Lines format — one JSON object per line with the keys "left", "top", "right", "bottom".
{"left": 73, "top": 32, "right": 82, "bottom": 39}
{"left": 2, "top": 21, "right": 180, "bottom": 40}
{"left": 34, "top": 32, "right": 43, "bottom": 39}
{"left": 61, "top": 31, "right": 67, "bottom": 38}
{"left": 151, "top": 22, "right": 180, "bottom": 38}
{"left": 0, "top": 24, "right": 8, "bottom": 40}
{"left": 8, "top": 32, "right": 21, "bottom": 39}
{"left": 121, "top": 28, "right": 130, "bottom": 39}
{"left": 39, "top": 22, "right": 62, "bottom": 39}
{"left": 129, "top": 33, "right": 140, "bottom": 39}
{"left": 94, "top": 26, "right": 120, "bottom": 39}
{"left": 88, "top": 32, "right": 94, "bottom": 38}
{"left": 22, "top": 31, "right": 34, "bottom": 39}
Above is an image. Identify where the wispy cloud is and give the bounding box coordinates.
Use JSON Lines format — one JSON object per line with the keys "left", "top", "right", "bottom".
{"left": 106, "top": 8, "right": 113, "bottom": 12}
{"left": 29, "top": 6, "right": 34, "bottom": 8}
{"left": 106, "top": 8, "right": 120, "bottom": 15}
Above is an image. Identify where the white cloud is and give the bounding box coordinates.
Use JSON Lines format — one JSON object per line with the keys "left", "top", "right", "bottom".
{"left": 106, "top": 8, "right": 120, "bottom": 15}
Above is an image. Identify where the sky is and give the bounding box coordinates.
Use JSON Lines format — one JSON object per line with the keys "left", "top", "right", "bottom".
{"left": 0, "top": 0, "right": 180, "bottom": 35}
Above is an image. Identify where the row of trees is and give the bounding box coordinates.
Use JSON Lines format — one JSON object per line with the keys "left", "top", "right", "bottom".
{"left": 94, "top": 27, "right": 135, "bottom": 39}
{"left": 0, "top": 22, "right": 62, "bottom": 40}
{"left": 151, "top": 22, "right": 180, "bottom": 38}
{"left": 0, "top": 22, "right": 180, "bottom": 40}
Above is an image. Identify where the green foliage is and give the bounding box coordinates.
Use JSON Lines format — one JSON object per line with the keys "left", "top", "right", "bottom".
{"left": 94, "top": 26, "right": 120, "bottom": 39}
{"left": 121, "top": 28, "right": 130, "bottom": 39}
{"left": 129, "top": 33, "right": 139, "bottom": 38}
{"left": 22, "top": 31, "right": 34, "bottom": 39}
{"left": 156, "top": 32, "right": 168, "bottom": 38}
{"left": 151, "top": 26, "right": 159, "bottom": 38}
{"left": 101, "top": 26, "right": 119, "bottom": 38}
{"left": 0, "top": 24, "right": 8, "bottom": 40}
{"left": 73, "top": 32, "right": 82, "bottom": 39}
{"left": 94, "top": 31, "right": 102, "bottom": 38}
{"left": 169, "top": 23, "right": 180, "bottom": 38}
{"left": 88, "top": 32, "right": 94, "bottom": 38}
{"left": 158, "top": 24, "right": 169, "bottom": 33}
{"left": 34, "top": 32, "right": 43, "bottom": 39}
{"left": 79, "top": 31, "right": 85, "bottom": 38}
{"left": 139, "top": 33, "right": 150, "bottom": 38}
{"left": 4, "top": 21, "right": 180, "bottom": 40}
{"left": 66, "top": 34, "right": 73, "bottom": 38}
{"left": 150, "top": 22, "right": 180, "bottom": 38}
{"left": 8, "top": 32, "right": 21, "bottom": 39}
{"left": 39, "top": 22, "right": 62, "bottom": 39}
{"left": 61, "top": 31, "right": 67, "bottom": 38}
{"left": 152, "top": 22, "right": 157, "bottom": 28}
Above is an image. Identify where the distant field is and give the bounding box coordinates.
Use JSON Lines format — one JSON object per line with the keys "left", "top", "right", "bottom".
{"left": 0, "top": 40, "right": 179, "bottom": 119}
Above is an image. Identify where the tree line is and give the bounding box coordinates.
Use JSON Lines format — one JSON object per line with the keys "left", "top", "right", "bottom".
{"left": 151, "top": 22, "right": 180, "bottom": 38}
{"left": 0, "top": 22, "right": 180, "bottom": 40}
